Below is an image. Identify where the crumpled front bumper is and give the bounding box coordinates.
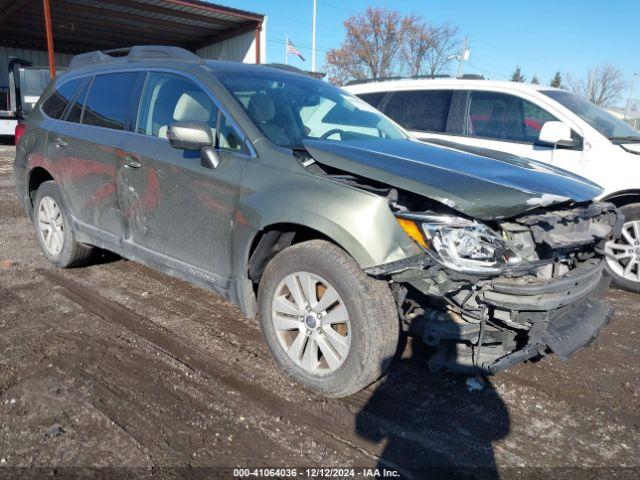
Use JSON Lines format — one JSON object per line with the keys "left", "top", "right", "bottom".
{"left": 480, "top": 258, "right": 613, "bottom": 372}
{"left": 401, "top": 257, "right": 614, "bottom": 374}
{"left": 477, "top": 259, "right": 613, "bottom": 373}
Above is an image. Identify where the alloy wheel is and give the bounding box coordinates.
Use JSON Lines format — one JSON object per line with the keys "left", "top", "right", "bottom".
{"left": 605, "top": 220, "right": 640, "bottom": 283}
{"left": 37, "top": 196, "right": 65, "bottom": 256}
{"left": 271, "top": 271, "right": 351, "bottom": 375}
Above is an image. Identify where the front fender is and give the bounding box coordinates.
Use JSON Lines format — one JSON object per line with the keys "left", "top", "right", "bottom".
{"left": 231, "top": 167, "right": 421, "bottom": 278}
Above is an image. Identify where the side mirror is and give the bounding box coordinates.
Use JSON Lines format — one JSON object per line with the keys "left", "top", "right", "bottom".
{"left": 538, "top": 121, "right": 576, "bottom": 148}
{"left": 200, "top": 146, "right": 221, "bottom": 169}
{"left": 167, "top": 121, "right": 213, "bottom": 151}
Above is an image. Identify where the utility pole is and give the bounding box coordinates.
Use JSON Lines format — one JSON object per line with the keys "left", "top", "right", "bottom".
{"left": 625, "top": 72, "right": 638, "bottom": 119}
{"left": 456, "top": 35, "right": 469, "bottom": 78}
{"left": 311, "top": 0, "right": 317, "bottom": 72}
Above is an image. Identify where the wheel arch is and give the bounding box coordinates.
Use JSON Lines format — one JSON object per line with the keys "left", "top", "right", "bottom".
{"left": 246, "top": 222, "right": 354, "bottom": 285}
{"left": 26, "top": 166, "right": 55, "bottom": 217}
{"left": 232, "top": 220, "right": 380, "bottom": 321}
{"left": 601, "top": 189, "right": 640, "bottom": 208}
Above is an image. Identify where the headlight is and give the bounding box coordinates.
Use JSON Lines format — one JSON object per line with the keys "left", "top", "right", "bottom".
{"left": 396, "top": 213, "right": 522, "bottom": 274}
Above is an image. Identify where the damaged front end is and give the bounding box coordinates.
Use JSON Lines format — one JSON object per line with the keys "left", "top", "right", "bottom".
{"left": 367, "top": 201, "right": 623, "bottom": 375}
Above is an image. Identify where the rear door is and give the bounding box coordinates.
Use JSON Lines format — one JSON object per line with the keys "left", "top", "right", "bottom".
{"left": 46, "top": 71, "right": 144, "bottom": 244}
{"left": 118, "top": 71, "right": 251, "bottom": 284}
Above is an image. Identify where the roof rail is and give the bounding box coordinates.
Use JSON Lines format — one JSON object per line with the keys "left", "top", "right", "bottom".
{"left": 262, "top": 63, "right": 326, "bottom": 79}
{"left": 69, "top": 45, "right": 202, "bottom": 70}
{"left": 345, "top": 74, "right": 454, "bottom": 86}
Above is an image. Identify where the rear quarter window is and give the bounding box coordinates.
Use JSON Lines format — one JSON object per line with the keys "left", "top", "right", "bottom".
{"left": 379, "top": 90, "right": 453, "bottom": 133}
{"left": 356, "top": 92, "right": 386, "bottom": 109}
{"left": 41, "top": 79, "right": 82, "bottom": 119}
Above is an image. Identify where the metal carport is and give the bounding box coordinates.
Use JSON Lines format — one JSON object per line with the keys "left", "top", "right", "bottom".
{"left": 0, "top": 0, "right": 266, "bottom": 74}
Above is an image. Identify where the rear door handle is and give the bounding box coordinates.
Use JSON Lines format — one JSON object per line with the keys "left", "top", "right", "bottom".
{"left": 53, "top": 136, "right": 68, "bottom": 148}
{"left": 120, "top": 154, "right": 142, "bottom": 169}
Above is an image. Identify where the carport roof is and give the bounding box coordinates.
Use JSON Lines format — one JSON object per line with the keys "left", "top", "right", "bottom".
{"left": 0, "top": 0, "right": 265, "bottom": 53}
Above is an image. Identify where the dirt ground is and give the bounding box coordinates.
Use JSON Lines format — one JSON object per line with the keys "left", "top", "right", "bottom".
{"left": 0, "top": 143, "right": 638, "bottom": 479}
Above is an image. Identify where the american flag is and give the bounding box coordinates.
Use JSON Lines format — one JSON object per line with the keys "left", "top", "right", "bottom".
{"left": 287, "top": 39, "right": 305, "bottom": 61}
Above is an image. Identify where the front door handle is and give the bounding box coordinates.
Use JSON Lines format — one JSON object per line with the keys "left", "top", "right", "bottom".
{"left": 120, "top": 155, "right": 142, "bottom": 169}
{"left": 53, "top": 136, "right": 68, "bottom": 148}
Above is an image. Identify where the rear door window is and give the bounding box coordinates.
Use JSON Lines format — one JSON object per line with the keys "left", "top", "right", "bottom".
{"left": 379, "top": 90, "right": 453, "bottom": 133}
{"left": 41, "top": 79, "right": 82, "bottom": 119}
{"left": 64, "top": 80, "right": 90, "bottom": 123}
{"left": 82, "top": 72, "right": 140, "bottom": 130}
{"left": 467, "top": 91, "right": 558, "bottom": 143}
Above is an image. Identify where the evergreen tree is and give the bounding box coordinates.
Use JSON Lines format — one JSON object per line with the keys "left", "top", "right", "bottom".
{"left": 550, "top": 71, "right": 563, "bottom": 88}
{"left": 531, "top": 75, "right": 540, "bottom": 84}
{"left": 510, "top": 66, "right": 526, "bottom": 82}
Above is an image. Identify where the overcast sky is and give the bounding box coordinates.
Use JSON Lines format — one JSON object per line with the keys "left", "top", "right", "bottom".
{"left": 221, "top": 0, "right": 639, "bottom": 89}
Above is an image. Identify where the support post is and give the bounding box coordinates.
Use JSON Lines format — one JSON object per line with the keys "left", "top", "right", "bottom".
{"left": 254, "top": 21, "right": 262, "bottom": 64}
{"left": 42, "top": 0, "right": 56, "bottom": 78}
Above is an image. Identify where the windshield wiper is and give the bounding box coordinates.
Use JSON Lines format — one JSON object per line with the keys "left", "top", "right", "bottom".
{"left": 609, "top": 136, "right": 640, "bottom": 143}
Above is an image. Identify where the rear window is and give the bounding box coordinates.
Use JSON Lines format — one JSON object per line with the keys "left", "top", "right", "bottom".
{"left": 82, "top": 72, "right": 139, "bottom": 130}
{"left": 380, "top": 90, "right": 453, "bottom": 133}
{"left": 41, "top": 79, "right": 82, "bottom": 119}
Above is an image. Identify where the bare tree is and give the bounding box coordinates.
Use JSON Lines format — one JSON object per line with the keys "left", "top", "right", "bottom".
{"left": 423, "top": 23, "right": 460, "bottom": 77}
{"left": 401, "top": 21, "right": 432, "bottom": 77}
{"left": 324, "top": 8, "right": 416, "bottom": 85}
{"left": 567, "top": 64, "right": 627, "bottom": 107}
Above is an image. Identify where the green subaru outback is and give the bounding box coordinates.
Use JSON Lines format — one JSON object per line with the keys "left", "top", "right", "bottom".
{"left": 14, "top": 47, "right": 622, "bottom": 397}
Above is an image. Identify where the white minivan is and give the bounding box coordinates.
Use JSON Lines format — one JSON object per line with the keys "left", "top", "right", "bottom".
{"left": 345, "top": 79, "right": 640, "bottom": 293}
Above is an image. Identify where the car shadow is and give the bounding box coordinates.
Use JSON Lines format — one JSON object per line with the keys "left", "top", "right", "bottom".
{"left": 89, "top": 248, "right": 122, "bottom": 266}
{"left": 355, "top": 338, "right": 509, "bottom": 480}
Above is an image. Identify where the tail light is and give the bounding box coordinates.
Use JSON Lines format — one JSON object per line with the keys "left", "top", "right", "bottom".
{"left": 14, "top": 123, "right": 27, "bottom": 145}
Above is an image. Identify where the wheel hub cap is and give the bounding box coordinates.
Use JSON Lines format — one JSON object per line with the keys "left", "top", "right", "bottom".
{"left": 271, "top": 271, "right": 351, "bottom": 375}
{"left": 304, "top": 316, "right": 317, "bottom": 329}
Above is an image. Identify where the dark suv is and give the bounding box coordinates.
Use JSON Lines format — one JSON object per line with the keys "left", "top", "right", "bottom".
{"left": 14, "top": 46, "right": 622, "bottom": 397}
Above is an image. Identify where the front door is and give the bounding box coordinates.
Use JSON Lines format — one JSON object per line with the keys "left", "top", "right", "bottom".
{"left": 445, "top": 91, "right": 586, "bottom": 174}
{"left": 117, "top": 71, "right": 251, "bottom": 286}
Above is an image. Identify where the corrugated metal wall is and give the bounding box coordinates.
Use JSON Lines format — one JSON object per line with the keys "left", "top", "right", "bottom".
{"left": 196, "top": 18, "right": 267, "bottom": 64}
{"left": 0, "top": 46, "right": 74, "bottom": 89}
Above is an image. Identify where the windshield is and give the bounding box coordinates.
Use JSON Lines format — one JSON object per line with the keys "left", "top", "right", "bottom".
{"left": 541, "top": 89, "right": 640, "bottom": 142}
{"left": 215, "top": 69, "right": 406, "bottom": 149}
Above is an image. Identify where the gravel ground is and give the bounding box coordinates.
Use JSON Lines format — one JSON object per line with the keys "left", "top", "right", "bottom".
{"left": 0, "top": 144, "right": 638, "bottom": 479}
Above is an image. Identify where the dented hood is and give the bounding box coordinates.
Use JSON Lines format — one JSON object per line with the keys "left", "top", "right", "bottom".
{"left": 303, "top": 138, "right": 603, "bottom": 220}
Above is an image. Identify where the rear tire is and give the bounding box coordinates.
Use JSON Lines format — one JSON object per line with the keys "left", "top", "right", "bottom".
{"left": 257, "top": 240, "right": 399, "bottom": 398}
{"left": 605, "top": 203, "right": 640, "bottom": 293}
{"left": 33, "top": 181, "right": 93, "bottom": 268}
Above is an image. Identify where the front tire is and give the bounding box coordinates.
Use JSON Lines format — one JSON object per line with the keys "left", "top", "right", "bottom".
{"left": 33, "top": 181, "right": 93, "bottom": 268}
{"left": 605, "top": 203, "right": 640, "bottom": 293}
{"left": 258, "top": 240, "right": 399, "bottom": 398}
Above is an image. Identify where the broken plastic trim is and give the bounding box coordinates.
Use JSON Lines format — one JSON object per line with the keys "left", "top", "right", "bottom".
{"left": 364, "top": 253, "right": 552, "bottom": 278}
